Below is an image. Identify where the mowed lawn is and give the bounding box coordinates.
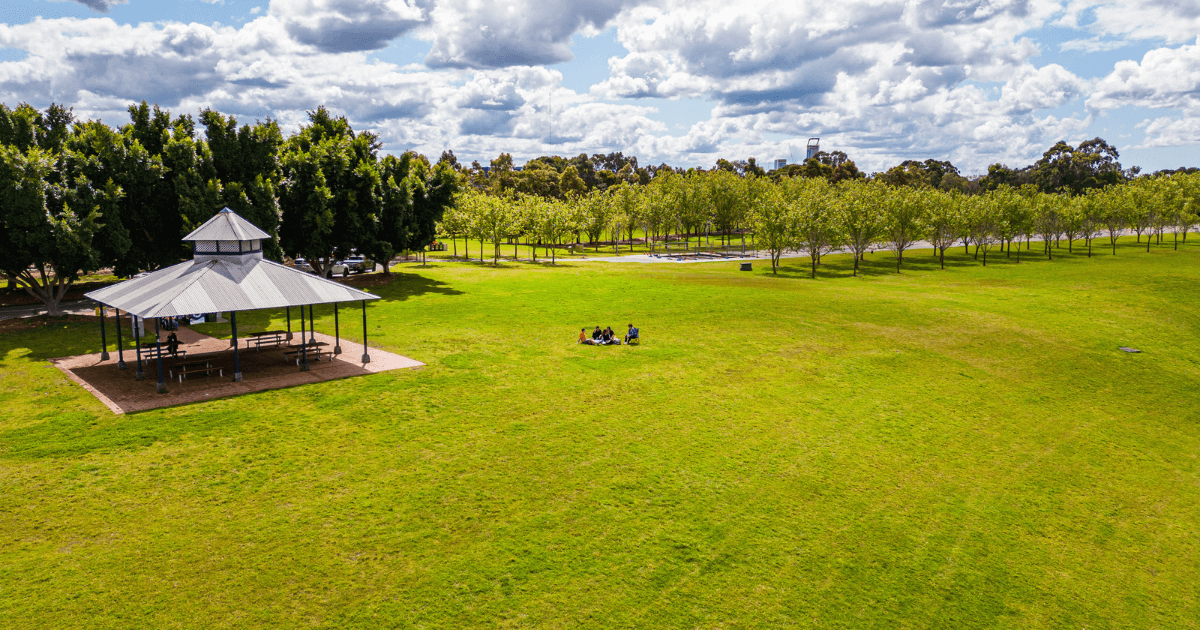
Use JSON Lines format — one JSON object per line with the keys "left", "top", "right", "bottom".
{"left": 2, "top": 239, "right": 1199, "bottom": 629}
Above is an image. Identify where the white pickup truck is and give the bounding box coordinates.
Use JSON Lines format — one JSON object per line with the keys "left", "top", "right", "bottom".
{"left": 293, "top": 258, "right": 349, "bottom": 278}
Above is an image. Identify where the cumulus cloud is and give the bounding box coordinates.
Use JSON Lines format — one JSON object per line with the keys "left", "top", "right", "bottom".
{"left": 425, "top": 0, "right": 636, "bottom": 68}
{"left": 1088, "top": 40, "right": 1200, "bottom": 110}
{"left": 1059, "top": 0, "right": 1200, "bottom": 45}
{"left": 269, "top": 0, "right": 426, "bottom": 52}
{"left": 60, "top": 0, "right": 128, "bottom": 13}
{"left": 1138, "top": 111, "right": 1200, "bottom": 147}
{"left": 2, "top": 0, "right": 1197, "bottom": 170}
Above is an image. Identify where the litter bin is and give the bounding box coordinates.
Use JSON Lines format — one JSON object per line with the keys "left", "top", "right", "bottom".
{"left": 204, "top": 313, "right": 218, "bottom": 323}
{"left": 740, "top": 262, "right": 752, "bottom": 271}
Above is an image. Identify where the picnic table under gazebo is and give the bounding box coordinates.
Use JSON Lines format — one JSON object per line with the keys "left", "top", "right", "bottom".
{"left": 85, "top": 208, "right": 381, "bottom": 394}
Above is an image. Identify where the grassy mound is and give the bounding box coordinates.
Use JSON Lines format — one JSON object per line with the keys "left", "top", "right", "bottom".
{"left": 2, "top": 239, "right": 1198, "bottom": 628}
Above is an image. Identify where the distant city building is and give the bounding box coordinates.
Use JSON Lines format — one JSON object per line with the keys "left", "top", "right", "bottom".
{"left": 806, "top": 138, "right": 820, "bottom": 160}
{"left": 773, "top": 158, "right": 787, "bottom": 170}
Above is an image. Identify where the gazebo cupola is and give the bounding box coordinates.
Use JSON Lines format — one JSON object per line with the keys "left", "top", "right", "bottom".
{"left": 183, "top": 207, "right": 271, "bottom": 266}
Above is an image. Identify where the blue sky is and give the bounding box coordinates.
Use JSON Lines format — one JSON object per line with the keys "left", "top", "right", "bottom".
{"left": 1, "top": 0, "right": 1198, "bottom": 173}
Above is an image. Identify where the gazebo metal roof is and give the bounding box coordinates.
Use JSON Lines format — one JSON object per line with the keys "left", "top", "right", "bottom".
{"left": 86, "top": 208, "right": 378, "bottom": 319}
{"left": 183, "top": 207, "right": 271, "bottom": 241}
{"left": 86, "top": 258, "right": 379, "bottom": 319}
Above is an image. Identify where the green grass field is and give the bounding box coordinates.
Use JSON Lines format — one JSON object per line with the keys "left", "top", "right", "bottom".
{"left": 2, "top": 238, "right": 1199, "bottom": 629}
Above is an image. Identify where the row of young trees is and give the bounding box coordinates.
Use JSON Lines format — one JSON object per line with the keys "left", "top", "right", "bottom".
{"left": 440, "top": 168, "right": 764, "bottom": 264}
{"left": 0, "top": 102, "right": 458, "bottom": 314}
{"left": 440, "top": 168, "right": 1200, "bottom": 275}
{"left": 750, "top": 174, "right": 1200, "bottom": 276}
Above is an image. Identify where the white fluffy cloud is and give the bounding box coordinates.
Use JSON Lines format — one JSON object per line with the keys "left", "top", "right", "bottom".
{"left": 424, "top": 0, "right": 637, "bottom": 68}
{"left": 0, "top": 0, "right": 1197, "bottom": 170}
{"left": 1089, "top": 41, "right": 1200, "bottom": 111}
{"left": 60, "top": 0, "right": 128, "bottom": 13}
{"left": 269, "top": 0, "right": 427, "bottom": 52}
{"left": 1059, "top": 0, "right": 1200, "bottom": 45}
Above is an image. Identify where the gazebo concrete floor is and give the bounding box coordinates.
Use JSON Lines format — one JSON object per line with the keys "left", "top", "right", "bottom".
{"left": 51, "top": 325, "right": 424, "bottom": 414}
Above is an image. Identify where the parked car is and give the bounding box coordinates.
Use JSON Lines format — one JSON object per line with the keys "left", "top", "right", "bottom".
{"left": 341, "top": 255, "right": 369, "bottom": 274}
{"left": 293, "top": 257, "right": 346, "bottom": 278}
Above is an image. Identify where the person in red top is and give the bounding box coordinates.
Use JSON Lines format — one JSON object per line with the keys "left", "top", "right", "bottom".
{"left": 578, "top": 328, "right": 587, "bottom": 344}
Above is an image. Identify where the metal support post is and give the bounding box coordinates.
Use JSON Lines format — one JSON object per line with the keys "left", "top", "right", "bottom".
{"left": 286, "top": 306, "right": 293, "bottom": 340}
{"left": 299, "top": 305, "right": 309, "bottom": 371}
{"left": 115, "top": 309, "right": 126, "bottom": 369}
{"left": 231, "top": 311, "right": 242, "bottom": 382}
{"left": 99, "top": 306, "right": 110, "bottom": 361}
{"left": 309, "top": 304, "right": 316, "bottom": 345}
{"left": 154, "top": 317, "right": 167, "bottom": 393}
{"left": 333, "top": 303, "right": 342, "bottom": 355}
{"left": 133, "top": 316, "right": 145, "bottom": 380}
{"left": 361, "top": 300, "right": 371, "bottom": 364}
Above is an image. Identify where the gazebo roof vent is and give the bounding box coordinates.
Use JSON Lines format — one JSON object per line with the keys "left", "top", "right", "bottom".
{"left": 183, "top": 208, "right": 271, "bottom": 263}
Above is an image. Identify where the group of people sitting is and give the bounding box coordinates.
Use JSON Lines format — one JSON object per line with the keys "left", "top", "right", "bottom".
{"left": 579, "top": 324, "right": 639, "bottom": 346}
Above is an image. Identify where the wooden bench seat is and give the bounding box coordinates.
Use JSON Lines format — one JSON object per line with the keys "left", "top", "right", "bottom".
{"left": 172, "top": 362, "right": 223, "bottom": 382}
{"left": 283, "top": 345, "right": 331, "bottom": 365}
{"left": 248, "top": 334, "right": 287, "bottom": 350}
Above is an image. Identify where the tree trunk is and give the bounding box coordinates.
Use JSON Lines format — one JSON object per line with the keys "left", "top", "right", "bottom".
{"left": 17, "top": 266, "right": 72, "bottom": 316}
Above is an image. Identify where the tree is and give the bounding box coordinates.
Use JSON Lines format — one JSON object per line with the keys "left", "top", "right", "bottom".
{"left": 529, "top": 196, "right": 573, "bottom": 264}
{"left": 1099, "top": 186, "right": 1124, "bottom": 255}
{"left": 641, "top": 177, "right": 676, "bottom": 253}
{"left": 438, "top": 203, "right": 470, "bottom": 259}
{"left": 64, "top": 113, "right": 179, "bottom": 276}
{"left": 970, "top": 193, "right": 1003, "bottom": 266}
{"left": 877, "top": 159, "right": 960, "bottom": 190}
{"left": 672, "top": 171, "right": 709, "bottom": 247}
{"left": 278, "top": 107, "right": 382, "bottom": 277}
{"left": 1060, "top": 194, "right": 1085, "bottom": 253}
{"left": 611, "top": 182, "right": 642, "bottom": 251}
{"left": 1078, "top": 189, "right": 1103, "bottom": 257}
{"left": 462, "top": 190, "right": 517, "bottom": 265}
{"left": 1119, "top": 182, "right": 1154, "bottom": 252}
{"left": 0, "top": 144, "right": 122, "bottom": 314}
{"left": 197, "top": 109, "right": 285, "bottom": 260}
{"left": 1031, "top": 137, "right": 1125, "bottom": 195}
{"left": 924, "top": 189, "right": 961, "bottom": 270}
{"left": 985, "top": 186, "right": 1026, "bottom": 261}
{"left": 750, "top": 187, "right": 795, "bottom": 274}
{"left": 787, "top": 178, "right": 837, "bottom": 278}
{"left": 578, "top": 189, "right": 612, "bottom": 251}
{"left": 707, "top": 170, "right": 748, "bottom": 250}
{"left": 882, "top": 186, "right": 926, "bottom": 272}
{"left": 1033, "top": 193, "right": 1065, "bottom": 261}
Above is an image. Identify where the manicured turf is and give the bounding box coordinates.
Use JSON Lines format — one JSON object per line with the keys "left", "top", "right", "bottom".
{"left": 2, "top": 237, "right": 1199, "bottom": 628}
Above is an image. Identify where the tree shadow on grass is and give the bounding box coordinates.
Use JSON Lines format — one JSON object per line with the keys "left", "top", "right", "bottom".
{"left": 760, "top": 250, "right": 1032, "bottom": 280}
{"left": 0, "top": 316, "right": 110, "bottom": 364}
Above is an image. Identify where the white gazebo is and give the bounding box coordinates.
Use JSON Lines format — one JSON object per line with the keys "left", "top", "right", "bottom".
{"left": 86, "top": 208, "right": 380, "bottom": 393}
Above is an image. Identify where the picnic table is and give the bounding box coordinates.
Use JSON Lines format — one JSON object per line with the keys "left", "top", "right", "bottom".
{"left": 247, "top": 330, "right": 289, "bottom": 350}
{"left": 141, "top": 341, "right": 186, "bottom": 359}
{"left": 169, "top": 358, "right": 223, "bottom": 382}
{"left": 283, "top": 341, "right": 331, "bottom": 365}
